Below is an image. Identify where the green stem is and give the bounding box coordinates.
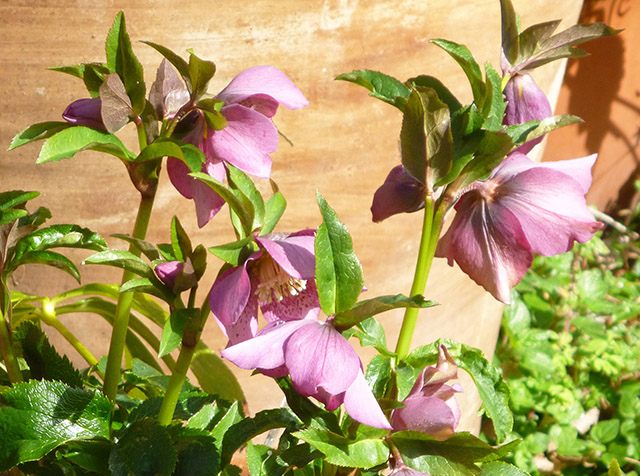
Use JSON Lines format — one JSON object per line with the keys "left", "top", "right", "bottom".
{"left": 40, "top": 298, "right": 101, "bottom": 373}
{"left": 394, "top": 196, "right": 447, "bottom": 360}
{"left": 157, "top": 339, "right": 196, "bottom": 425}
{"left": 103, "top": 193, "right": 156, "bottom": 401}
{"left": 0, "top": 299, "right": 22, "bottom": 384}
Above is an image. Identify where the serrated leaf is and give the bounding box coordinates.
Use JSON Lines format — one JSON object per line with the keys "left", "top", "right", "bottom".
{"left": 261, "top": 191, "right": 286, "bottom": 235}
{"left": 9, "top": 122, "right": 72, "bottom": 150}
{"left": 511, "top": 114, "right": 583, "bottom": 145}
{"left": 333, "top": 294, "right": 436, "bottom": 331}
{"left": 227, "top": 165, "right": 265, "bottom": 232}
{"left": 174, "top": 431, "right": 219, "bottom": 476}
{"left": 482, "top": 63, "right": 506, "bottom": 131}
{"left": 0, "top": 380, "right": 113, "bottom": 471}
{"left": 15, "top": 250, "right": 81, "bottom": 282}
{"left": 365, "top": 354, "right": 394, "bottom": 399}
{"left": 456, "top": 131, "right": 513, "bottom": 188}
{"left": 431, "top": 39, "right": 485, "bottom": 109}
{"left": 406, "top": 75, "right": 463, "bottom": 113}
{"left": 158, "top": 308, "right": 196, "bottom": 358}
{"left": 208, "top": 235, "right": 255, "bottom": 266}
{"left": 188, "top": 49, "right": 216, "bottom": 100}
{"left": 294, "top": 427, "right": 390, "bottom": 468}
{"left": 12, "top": 224, "right": 107, "bottom": 263}
{"left": 335, "top": 69, "right": 410, "bottom": 110}
{"left": 479, "top": 461, "right": 530, "bottom": 475}
{"left": 105, "top": 11, "right": 146, "bottom": 114}
{"left": 347, "top": 317, "right": 393, "bottom": 357}
{"left": 37, "top": 126, "right": 134, "bottom": 163}
{"left": 315, "top": 192, "right": 364, "bottom": 316}
{"left": 83, "top": 249, "right": 154, "bottom": 279}
{"left": 83, "top": 63, "right": 111, "bottom": 97}
{"left": 500, "top": 0, "right": 520, "bottom": 65}
{"left": 109, "top": 418, "right": 176, "bottom": 476}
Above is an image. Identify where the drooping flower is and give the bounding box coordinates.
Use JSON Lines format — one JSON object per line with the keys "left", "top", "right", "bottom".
{"left": 503, "top": 72, "right": 552, "bottom": 154}
{"left": 62, "top": 97, "right": 106, "bottom": 131}
{"left": 436, "top": 152, "right": 603, "bottom": 303}
{"left": 168, "top": 66, "right": 309, "bottom": 227}
{"left": 209, "top": 230, "right": 320, "bottom": 346}
{"left": 371, "top": 165, "right": 426, "bottom": 223}
{"left": 221, "top": 317, "right": 392, "bottom": 430}
{"left": 391, "top": 345, "right": 462, "bottom": 440}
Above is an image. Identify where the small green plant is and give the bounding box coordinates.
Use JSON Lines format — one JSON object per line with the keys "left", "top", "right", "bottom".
{"left": 483, "top": 204, "right": 640, "bottom": 475}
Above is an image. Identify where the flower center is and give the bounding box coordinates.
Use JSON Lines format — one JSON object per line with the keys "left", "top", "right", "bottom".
{"left": 253, "top": 256, "right": 308, "bottom": 304}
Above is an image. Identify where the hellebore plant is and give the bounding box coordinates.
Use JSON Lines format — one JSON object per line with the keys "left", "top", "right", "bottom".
{"left": 0, "top": 1, "right": 620, "bottom": 475}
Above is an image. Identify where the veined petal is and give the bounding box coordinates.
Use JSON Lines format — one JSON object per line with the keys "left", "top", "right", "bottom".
{"left": 216, "top": 65, "right": 309, "bottom": 115}
{"left": 221, "top": 319, "right": 312, "bottom": 371}
{"left": 436, "top": 191, "right": 532, "bottom": 303}
{"left": 344, "top": 370, "right": 392, "bottom": 430}
{"left": 371, "top": 165, "right": 426, "bottom": 223}
{"left": 209, "top": 263, "right": 253, "bottom": 326}
{"left": 285, "top": 321, "right": 360, "bottom": 397}
{"left": 210, "top": 104, "right": 278, "bottom": 178}
{"left": 257, "top": 230, "right": 316, "bottom": 279}
{"left": 260, "top": 278, "right": 320, "bottom": 323}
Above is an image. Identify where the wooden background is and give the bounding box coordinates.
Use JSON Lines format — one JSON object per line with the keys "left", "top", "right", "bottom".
{"left": 1, "top": 0, "right": 611, "bottom": 433}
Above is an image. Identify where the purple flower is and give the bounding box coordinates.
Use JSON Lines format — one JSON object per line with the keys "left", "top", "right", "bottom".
{"left": 168, "top": 66, "right": 309, "bottom": 227}
{"left": 503, "top": 73, "right": 552, "bottom": 154}
{"left": 390, "top": 466, "right": 430, "bottom": 476}
{"left": 436, "top": 152, "right": 603, "bottom": 303}
{"left": 154, "top": 260, "right": 197, "bottom": 293}
{"left": 391, "top": 345, "right": 461, "bottom": 440}
{"left": 221, "top": 317, "right": 392, "bottom": 430}
{"left": 62, "top": 97, "right": 106, "bottom": 131}
{"left": 371, "top": 165, "right": 426, "bottom": 223}
{"left": 209, "top": 230, "right": 320, "bottom": 346}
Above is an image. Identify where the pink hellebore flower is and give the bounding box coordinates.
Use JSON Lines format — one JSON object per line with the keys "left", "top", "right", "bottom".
{"left": 168, "top": 66, "right": 309, "bottom": 227}
{"left": 390, "top": 466, "right": 431, "bottom": 476}
{"left": 222, "top": 318, "right": 392, "bottom": 430}
{"left": 371, "top": 165, "right": 426, "bottom": 223}
{"left": 391, "top": 345, "right": 462, "bottom": 440}
{"left": 62, "top": 97, "right": 106, "bottom": 131}
{"left": 503, "top": 73, "right": 552, "bottom": 154}
{"left": 436, "top": 152, "right": 603, "bottom": 303}
{"left": 209, "top": 230, "right": 320, "bottom": 346}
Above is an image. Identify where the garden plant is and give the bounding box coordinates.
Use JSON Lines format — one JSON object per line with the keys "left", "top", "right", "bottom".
{"left": 0, "top": 1, "right": 622, "bottom": 475}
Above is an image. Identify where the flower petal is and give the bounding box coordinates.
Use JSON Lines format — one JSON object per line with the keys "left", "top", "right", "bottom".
{"left": 221, "top": 319, "right": 312, "bottom": 371}
{"left": 154, "top": 261, "right": 184, "bottom": 289}
{"left": 216, "top": 65, "right": 309, "bottom": 115}
{"left": 209, "top": 104, "right": 278, "bottom": 178}
{"left": 62, "top": 98, "right": 106, "bottom": 130}
{"left": 436, "top": 191, "right": 532, "bottom": 303}
{"left": 371, "top": 165, "right": 426, "bottom": 223}
{"left": 391, "top": 394, "right": 458, "bottom": 439}
{"left": 260, "top": 279, "right": 320, "bottom": 323}
{"left": 344, "top": 370, "right": 392, "bottom": 430}
{"left": 285, "top": 321, "right": 360, "bottom": 397}
{"left": 209, "top": 263, "right": 253, "bottom": 326}
{"left": 257, "top": 231, "right": 316, "bottom": 279}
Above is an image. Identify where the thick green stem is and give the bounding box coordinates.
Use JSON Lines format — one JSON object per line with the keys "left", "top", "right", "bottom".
{"left": 103, "top": 193, "right": 156, "bottom": 401}
{"left": 157, "top": 339, "right": 196, "bottom": 425}
{"left": 0, "top": 305, "right": 22, "bottom": 384}
{"left": 394, "top": 197, "right": 447, "bottom": 360}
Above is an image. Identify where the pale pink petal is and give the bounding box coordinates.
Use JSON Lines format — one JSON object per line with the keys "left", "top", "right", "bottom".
{"left": 209, "top": 104, "right": 278, "bottom": 178}
{"left": 209, "top": 263, "right": 253, "bottom": 326}
{"left": 216, "top": 65, "right": 309, "bottom": 115}
{"left": 391, "top": 394, "right": 458, "bottom": 439}
{"left": 344, "top": 370, "right": 392, "bottom": 430}
{"left": 221, "top": 319, "right": 311, "bottom": 371}
{"left": 285, "top": 321, "right": 360, "bottom": 397}
{"left": 256, "top": 231, "right": 316, "bottom": 279}
{"left": 371, "top": 165, "right": 426, "bottom": 223}
{"left": 217, "top": 283, "right": 260, "bottom": 346}
{"left": 260, "top": 279, "right": 320, "bottom": 323}
{"left": 436, "top": 191, "right": 532, "bottom": 304}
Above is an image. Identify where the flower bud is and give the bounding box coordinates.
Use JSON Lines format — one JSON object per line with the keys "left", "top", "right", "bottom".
{"left": 62, "top": 97, "right": 106, "bottom": 131}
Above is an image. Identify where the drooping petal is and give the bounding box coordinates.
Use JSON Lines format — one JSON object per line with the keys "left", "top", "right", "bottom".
{"left": 209, "top": 263, "right": 254, "bottom": 327}
{"left": 257, "top": 230, "right": 316, "bottom": 280}
{"left": 436, "top": 190, "right": 532, "bottom": 303}
{"left": 217, "top": 279, "right": 260, "bottom": 346}
{"left": 208, "top": 104, "right": 278, "bottom": 178}
{"left": 503, "top": 73, "right": 552, "bottom": 154}
{"left": 391, "top": 394, "right": 458, "bottom": 439}
{"left": 284, "top": 321, "right": 360, "bottom": 398}
{"left": 221, "top": 319, "right": 312, "bottom": 371}
{"left": 371, "top": 165, "right": 426, "bottom": 223}
{"left": 343, "top": 370, "right": 392, "bottom": 430}
{"left": 216, "top": 65, "right": 309, "bottom": 116}
{"left": 62, "top": 98, "right": 106, "bottom": 130}
{"left": 260, "top": 279, "right": 321, "bottom": 323}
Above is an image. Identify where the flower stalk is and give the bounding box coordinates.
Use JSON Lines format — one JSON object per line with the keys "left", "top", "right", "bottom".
{"left": 0, "top": 306, "right": 22, "bottom": 384}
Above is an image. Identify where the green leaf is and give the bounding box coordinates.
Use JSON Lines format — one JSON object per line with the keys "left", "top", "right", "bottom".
{"left": 335, "top": 69, "right": 410, "bottom": 110}
{"left": 365, "top": 354, "right": 395, "bottom": 399}
{"left": 0, "top": 208, "right": 27, "bottom": 226}
{"left": 0, "top": 380, "right": 113, "bottom": 471}
{"left": 174, "top": 430, "right": 219, "bottom": 476}
{"left": 227, "top": 165, "right": 265, "bottom": 232}
{"left": 119, "top": 277, "right": 173, "bottom": 302}
{"left": 37, "top": 126, "right": 134, "bottom": 163}
{"left": 190, "top": 344, "right": 246, "bottom": 403}
{"left": 188, "top": 49, "right": 216, "bottom": 100}
{"left": 294, "top": 427, "right": 390, "bottom": 469}
{"left": 315, "top": 192, "right": 364, "bottom": 316}
{"left": 14, "top": 321, "right": 83, "bottom": 387}
{"left": 0, "top": 191, "right": 40, "bottom": 227}
{"left": 590, "top": 419, "right": 620, "bottom": 444}
{"left": 262, "top": 190, "right": 286, "bottom": 235}
{"left": 406, "top": 75, "right": 463, "bottom": 114}
{"left": 171, "top": 215, "right": 193, "bottom": 262}
{"left": 105, "top": 11, "right": 146, "bottom": 114}
{"left": 190, "top": 172, "right": 254, "bottom": 236}
{"left": 61, "top": 440, "right": 112, "bottom": 475}
{"left": 111, "top": 234, "right": 161, "bottom": 261}
{"left": 15, "top": 250, "right": 81, "bottom": 282}
{"left": 142, "top": 41, "right": 192, "bottom": 93}
{"left": 109, "top": 418, "right": 176, "bottom": 476}
{"left": 431, "top": 39, "right": 485, "bottom": 109}
{"left": 83, "top": 63, "right": 111, "bottom": 97}
{"left": 507, "top": 114, "right": 583, "bottom": 146}
{"left": 479, "top": 461, "right": 531, "bottom": 476}
{"left": 500, "top": 0, "right": 520, "bottom": 66}
{"left": 277, "top": 378, "right": 341, "bottom": 433}
{"left": 83, "top": 249, "right": 155, "bottom": 279}
{"left": 400, "top": 87, "right": 454, "bottom": 191}
{"left": 334, "top": 294, "right": 436, "bottom": 331}
{"left": 159, "top": 308, "right": 195, "bottom": 358}
{"left": 9, "top": 122, "right": 72, "bottom": 150}
{"left": 482, "top": 63, "right": 506, "bottom": 131}
{"left": 456, "top": 130, "right": 513, "bottom": 188}
{"left": 11, "top": 224, "right": 107, "bottom": 263}
{"left": 608, "top": 459, "right": 626, "bottom": 476}
{"left": 208, "top": 235, "right": 255, "bottom": 266}
{"left": 347, "top": 317, "right": 394, "bottom": 357}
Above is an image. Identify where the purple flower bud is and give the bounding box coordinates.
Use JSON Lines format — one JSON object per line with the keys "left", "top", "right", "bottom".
{"left": 503, "top": 73, "right": 552, "bottom": 154}
{"left": 155, "top": 260, "right": 198, "bottom": 293}
{"left": 391, "top": 345, "right": 462, "bottom": 440}
{"left": 371, "top": 165, "right": 426, "bottom": 223}
{"left": 62, "top": 97, "right": 106, "bottom": 131}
